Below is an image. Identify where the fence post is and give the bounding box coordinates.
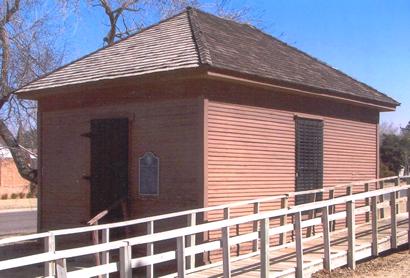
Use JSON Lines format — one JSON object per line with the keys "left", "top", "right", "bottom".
{"left": 306, "top": 193, "right": 317, "bottom": 237}
{"left": 347, "top": 200, "right": 356, "bottom": 269}
{"left": 279, "top": 196, "right": 288, "bottom": 245}
{"left": 55, "top": 258, "right": 67, "bottom": 278}
{"left": 176, "top": 236, "right": 186, "bottom": 277}
{"left": 92, "top": 226, "right": 101, "bottom": 267}
{"left": 101, "top": 228, "right": 110, "bottom": 278}
{"left": 294, "top": 211, "right": 304, "bottom": 278}
{"left": 119, "top": 243, "right": 132, "bottom": 278}
{"left": 390, "top": 190, "right": 397, "bottom": 249}
{"left": 260, "top": 218, "right": 270, "bottom": 278}
{"left": 44, "top": 233, "right": 55, "bottom": 277}
{"left": 371, "top": 196, "right": 379, "bottom": 256}
{"left": 379, "top": 181, "right": 385, "bottom": 218}
{"left": 346, "top": 185, "right": 352, "bottom": 196}
{"left": 187, "top": 213, "right": 196, "bottom": 269}
{"left": 346, "top": 186, "right": 352, "bottom": 228}
{"left": 252, "top": 202, "right": 260, "bottom": 252}
{"left": 364, "top": 183, "right": 370, "bottom": 222}
{"left": 222, "top": 207, "right": 231, "bottom": 278}
{"left": 322, "top": 206, "right": 331, "bottom": 271}
{"left": 395, "top": 177, "right": 400, "bottom": 212}
{"left": 407, "top": 188, "right": 410, "bottom": 250}
{"left": 146, "top": 221, "right": 154, "bottom": 278}
{"left": 328, "top": 189, "right": 336, "bottom": 231}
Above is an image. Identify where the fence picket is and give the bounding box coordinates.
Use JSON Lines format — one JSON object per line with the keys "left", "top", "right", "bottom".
{"left": 379, "top": 181, "right": 385, "bottom": 218}
{"left": 222, "top": 207, "right": 231, "bottom": 278}
{"left": 322, "top": 206, "right": 331, "bottom": 270}
{"left": 407, "top": 188, "right": 410, "bottom": 250}
{"left": 347, "top": 200, "right": 356, "bottom": 269}
{"left": 279, "top": 196, "right": 288, "bottom": 244}
{"left": 294, "top": 211, "right": 304, "bottom": 278}
{"left": 56, "top": 258, "right": 67, "bottom": 278}
{"left": 260, "top": 218, "right": 270, "bottom": 278}
{"left": 146, "top": 221, "right": 154, "bottom": 278}
{"left": 390, "top": 191, "right": 397, "bottom": 249}
{"left": 119, "top": 243, "right": 131, "bottom": 278}
{"left": 252, "top": 202, "right": 260, "bottom": 251}
{"left": 44, "top": 233, "right": 55, "bottom": 276}
{"left": 100, "top": 228, "right": 110, "bottom": 278}
{"left": 365, "top": 183, "right": 370, "bottom": 222}
{"left": 176, "top": 236, "right": 186, "bottom": 277}
{"left": 371, "top": 196, "right": 378, "bottom": 256}
{"left": 328, "top": 189, "right": 336, "bottom": 231}
{"left": 187, "top": 213, "right": 196, "bottom": 269}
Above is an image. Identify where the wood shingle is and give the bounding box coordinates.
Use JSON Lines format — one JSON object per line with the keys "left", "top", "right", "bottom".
{"left": 17, "top": 7, "right": 398, "bottom": 107}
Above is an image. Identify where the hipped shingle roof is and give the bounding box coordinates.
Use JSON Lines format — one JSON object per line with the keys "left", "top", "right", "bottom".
{"left": 17, "top": 8, "right": 398, "bottom": 107}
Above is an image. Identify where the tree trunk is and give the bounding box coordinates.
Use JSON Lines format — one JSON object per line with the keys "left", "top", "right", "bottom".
{"left": 0, "top": 120, "right": 37, "bottom": 183}
{"left": 0, "top": 0, "right": 37, "bottom": 185}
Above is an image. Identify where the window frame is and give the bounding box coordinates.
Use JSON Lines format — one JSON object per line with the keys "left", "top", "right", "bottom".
{"left": 294, "top": 116, "right": 324, "bottom": 205}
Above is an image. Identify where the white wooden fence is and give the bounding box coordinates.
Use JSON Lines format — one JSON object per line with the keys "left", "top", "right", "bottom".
{"left": 0, "top": 175, "right": 409, "bottom": 278}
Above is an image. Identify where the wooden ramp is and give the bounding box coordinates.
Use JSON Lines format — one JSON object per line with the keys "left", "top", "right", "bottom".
{"left": 0, "top": 176, "right": 409, "bottom": 278}
{"left": 187, "top": 214, "right": 409, "bottom": 278}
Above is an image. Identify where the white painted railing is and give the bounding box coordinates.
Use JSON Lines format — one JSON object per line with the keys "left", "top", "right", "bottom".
{"left": 0, "top": 175, "right": 409, "bottom": 278}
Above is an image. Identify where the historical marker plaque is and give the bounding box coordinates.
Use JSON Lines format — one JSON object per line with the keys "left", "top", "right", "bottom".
{"left": 139, "top": 152, "right": 159, "bottom": 195}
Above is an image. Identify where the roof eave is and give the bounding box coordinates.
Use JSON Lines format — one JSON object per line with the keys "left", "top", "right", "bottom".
{"left": 205, "top": 68, "right": 399, "bottom": 112}
{"left": 17, "top": 67, "right": 208, "bottom": 100}
{"left": 17, "top": 65, "right": 399, "bottom": 112}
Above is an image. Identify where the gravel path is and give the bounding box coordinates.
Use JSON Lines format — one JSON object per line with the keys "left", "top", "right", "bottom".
{"left": 313, "top": 247, "right": 410, "bottom": 278}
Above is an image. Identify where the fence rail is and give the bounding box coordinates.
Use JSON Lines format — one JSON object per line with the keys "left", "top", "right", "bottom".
{"left": 0, "top": 175, "right": 409, "bottom": 278}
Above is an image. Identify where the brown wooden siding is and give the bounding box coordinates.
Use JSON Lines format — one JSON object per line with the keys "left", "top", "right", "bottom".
{"left": 207, "top": 102, "right": 296, "bottom": 205}
{"left": 40, "top": 97, "right": 203, "bottom": 231}
{"left": 37, "top": 77, "right": 381, "bottom": 264}
{"left": 205, "top": 99, "right": 378, "bottom": 260}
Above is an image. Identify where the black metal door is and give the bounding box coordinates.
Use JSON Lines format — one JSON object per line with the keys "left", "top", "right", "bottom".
{"left": 295, "top": 117, "right": 323, "bottom": 205}
{"left": 90, "top": 118, "right": 129, "bottom": 222}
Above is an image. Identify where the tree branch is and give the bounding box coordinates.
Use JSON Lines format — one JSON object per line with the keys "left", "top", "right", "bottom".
{"left": 0, "top": 0, "right": 20, "bottom": 27}
{"left": 96, "top": 0, "right": 139, "bottom": 45}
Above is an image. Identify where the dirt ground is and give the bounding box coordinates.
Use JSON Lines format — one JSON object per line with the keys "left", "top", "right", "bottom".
{"left": 0, "top": 198, "right": 37, "bottom": 210}
{"left": 313, "top": 246, "right": 410, "bottom": 278}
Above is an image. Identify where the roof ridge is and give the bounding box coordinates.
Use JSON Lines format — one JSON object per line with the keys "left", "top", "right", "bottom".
{"left": 186, "top": 7, "right": 212, "bottom": 65}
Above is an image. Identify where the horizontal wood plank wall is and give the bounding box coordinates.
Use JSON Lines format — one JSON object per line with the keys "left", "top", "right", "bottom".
{"left": 206, "top": 100, "right": 377, "bottom": 261}
{"left": 324, "top": 117, "right": 378, "bottom": 229}
{"left": 40, "top": 98, "right": 203, "bottom": 234}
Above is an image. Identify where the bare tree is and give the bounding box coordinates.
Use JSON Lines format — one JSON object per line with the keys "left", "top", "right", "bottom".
{"left": 0, "top": 0, "right": 255, "bottom": 187}
{"left": 0, "top": 0, "right": 67, "bottom": 184}
{"left": 380, "top": 121, "right": 399, "bottom": 136}
{"left": 91, "top": 0, "right": 253, "bottom": 46}
{"left": 89, "top": 0, "right": 142, "bottom": 45}
{"left": 156, "top": 0, "right": 199, "bottom": 19}
{"left": 156, "top": 0, "right": 253, "bottom": 22}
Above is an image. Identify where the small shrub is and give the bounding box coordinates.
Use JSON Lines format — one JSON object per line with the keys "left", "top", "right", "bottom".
{"left": 29, "top": 182, "right": 38, "bottom": 197}
{"left": 10, "top": 193, "right": 18, "bottom": 199}
{"left": 18, "top": 192, "right": 26, "bottom": 199}
{"left": 26, "top": 192, "right": 36, "bottom": 198}
{"left": 1, "top": 194, "right": 7, "bottom": 200}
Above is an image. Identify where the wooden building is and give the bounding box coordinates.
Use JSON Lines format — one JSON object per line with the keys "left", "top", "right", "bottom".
{"left": 17, "top": 7, "right": 398, "bottom": 240}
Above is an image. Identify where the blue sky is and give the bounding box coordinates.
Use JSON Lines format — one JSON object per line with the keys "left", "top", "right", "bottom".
{"left": 63, "top": 0, "right": 409, "bottom": 128}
